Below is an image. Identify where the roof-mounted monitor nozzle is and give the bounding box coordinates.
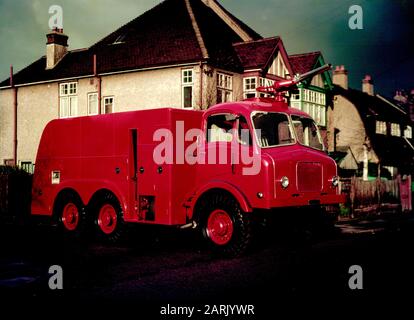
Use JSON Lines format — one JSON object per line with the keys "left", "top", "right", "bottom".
{"left": 256, "top": 63, "right": 332, "bottom": 102}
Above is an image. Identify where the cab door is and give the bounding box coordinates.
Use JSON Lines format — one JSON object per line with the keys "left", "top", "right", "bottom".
{"left": 198, "top": 113, "right": 237, "bottom": 181}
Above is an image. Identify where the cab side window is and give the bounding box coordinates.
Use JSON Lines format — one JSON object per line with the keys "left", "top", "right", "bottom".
{"left": 237, "top": 116, "right": 252, "bottom": 146}
{"left": 207, "top": 114, "right": 235, "bottom": 143}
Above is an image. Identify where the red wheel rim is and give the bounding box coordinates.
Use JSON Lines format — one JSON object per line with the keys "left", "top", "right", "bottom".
{"left": 62, "top": 203, "right": 79, "bottom": 231}
{"left": 206, "top": 209, "right": 234, "bottom": 245}
{"left": 98, "top": 204, "right": 117, "bottom": 234}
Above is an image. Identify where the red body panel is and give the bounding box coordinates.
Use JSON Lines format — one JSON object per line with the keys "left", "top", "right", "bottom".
{"left": 31, "top": 99, "right": 344, "bottom": 226}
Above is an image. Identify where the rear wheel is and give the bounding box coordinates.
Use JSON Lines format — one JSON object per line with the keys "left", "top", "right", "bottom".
{"left": 54, "top": 191, "right": 85, "bottom": 236}
{"left": 93, "top": 192, "right": 125, "bottom": 243}
{"left": 62, "top": 203, "right": 80, "bottom": 231}
{"left": 198, "top": 192, "right": 251, "bottom": 257}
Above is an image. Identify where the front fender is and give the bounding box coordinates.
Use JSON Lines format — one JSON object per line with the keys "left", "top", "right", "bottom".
{"left": 185, "top": 180, "right": 253, "bottom": 220}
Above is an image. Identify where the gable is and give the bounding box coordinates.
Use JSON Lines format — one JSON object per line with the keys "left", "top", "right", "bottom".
{"left": 289, "top": 52, "right": 332, "bottom": 89}
{"left": 267, "top": 51, "right": 289, "bottom": 78}
{"left": 310, "top": 74, "right": 324, "bottom": 88}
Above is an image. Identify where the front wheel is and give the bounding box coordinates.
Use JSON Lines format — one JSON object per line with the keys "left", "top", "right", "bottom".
{"left": 198, "top": 192, "right": 251, "bottom": 257}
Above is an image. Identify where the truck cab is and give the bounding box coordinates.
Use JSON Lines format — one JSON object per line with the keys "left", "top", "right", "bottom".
{"left": 194, "top": 98, "right": 341, "bottom": 210}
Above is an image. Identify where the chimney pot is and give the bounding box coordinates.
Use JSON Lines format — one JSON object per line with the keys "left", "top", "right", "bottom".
{"left": 333, "top": 65, "right": 348, "bottom": 89}
{"left": 362, "top": 74, "right": 374, "bottom": 95}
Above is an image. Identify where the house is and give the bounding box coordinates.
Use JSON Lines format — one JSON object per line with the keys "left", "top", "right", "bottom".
{"left": 288, "top": 51, "right": 333, "bottom": 143}
{"left": 327, "top": 66, "right": 414, "bottom": 180}
{"left": 0, "top": 0, "right": 331, "bottom": 168}
{"left": 394, "top": 89, "right": 414, "bottom": 122}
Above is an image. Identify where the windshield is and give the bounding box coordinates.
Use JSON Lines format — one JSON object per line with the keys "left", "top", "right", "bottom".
{"left": 291, "top": 115, "right": 324, "bottom": 150}
{"left": 251, "top": 112, "right": 324, "bottom": 151}
{"left": 252, "top": 112, "right": 295, "bottom": 147}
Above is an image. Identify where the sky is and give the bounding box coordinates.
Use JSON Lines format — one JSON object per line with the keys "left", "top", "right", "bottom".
{"left": 0, "top": 0, "right": 413, "bottom": 97}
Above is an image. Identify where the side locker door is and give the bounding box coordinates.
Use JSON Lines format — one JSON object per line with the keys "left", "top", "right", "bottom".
{"left": 127, "top": 128, "right": 139, "bottom": 221}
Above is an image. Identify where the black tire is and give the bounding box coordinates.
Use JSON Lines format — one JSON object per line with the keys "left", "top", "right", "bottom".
{"left": 53, "top": 191, "right": 85, "bottom": 237}
{"left": 197, "top": 192, "right": 251, "bottom": 257}
{"left": 92, "top": 192, "right": 125, "bottom": 243}
{"left": 310, "top": 206, "right": 339, "bottom": 239}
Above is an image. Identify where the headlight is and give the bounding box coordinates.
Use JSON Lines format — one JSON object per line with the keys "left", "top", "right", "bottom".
{"left": 330, "top": 176, "right": 339, "bottom": 187}
{"left": 280, "top": 176, "right": 289, "bottom": 189}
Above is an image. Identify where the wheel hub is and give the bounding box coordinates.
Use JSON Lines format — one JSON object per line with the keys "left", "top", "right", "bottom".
{"left": 98, "top": 204, "right": 117, "bottom": 234}
{"left": 207, "top": 209, "right": 234, "bottom": 245}
{"left": 62, "top": 203, "right": 79, "bottom": 231}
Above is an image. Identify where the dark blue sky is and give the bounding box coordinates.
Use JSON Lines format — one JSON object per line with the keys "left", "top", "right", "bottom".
{"left": 0, "top": 0, "right": 412, "bottom": 96}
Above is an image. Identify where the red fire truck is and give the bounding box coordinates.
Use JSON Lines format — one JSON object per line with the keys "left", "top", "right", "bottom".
{"left": 31, "top": 64, "right": 344, "bottom": 256}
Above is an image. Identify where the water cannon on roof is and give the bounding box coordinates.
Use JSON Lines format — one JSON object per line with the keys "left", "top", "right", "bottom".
{"left": 256, "top": 63, "right": 332, "bottom": 102}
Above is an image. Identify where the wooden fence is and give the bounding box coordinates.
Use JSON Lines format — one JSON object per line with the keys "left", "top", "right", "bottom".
{"left": 340, "top": 176, "right": 402, "bottom": 215}
{"left": 0, "top": 168, "right": 32, "bottom": 224}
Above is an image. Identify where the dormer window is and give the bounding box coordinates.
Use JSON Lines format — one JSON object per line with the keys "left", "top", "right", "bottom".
{"left": 391, "top": 123, "right": 400, "bottom": 137}
{"left": 404, "top": 126, "right": 412, "bottom": 139}
{"left": 375, "top": 121, "right": 386, "bottom": 135}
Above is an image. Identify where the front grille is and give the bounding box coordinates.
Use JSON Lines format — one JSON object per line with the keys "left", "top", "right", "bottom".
{"left": 297, "top": 162, "right": 322, "bottom": 192}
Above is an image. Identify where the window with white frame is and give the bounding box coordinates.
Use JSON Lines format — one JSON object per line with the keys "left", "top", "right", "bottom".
{"left": 303, "top": 89, "right": 309, "bottom": 102}
{"left": 244, "top": 77, "right": 257, "bottom": 98}
{"left": 182, "top": 69, "right": 193, "bottom": 108}
{"left": 88, "top": 92, "right": 99, "bottom": 115}
{"left": 259, "top": 78, "right": 265, "bottom": 87}
{"left": 301, "top": 102, "right": 326, "bottom": 126}
{"left": 376, "top": 121, "right": 387, "bottom": 135}
{"left": 404, "top": 125, "right": 412, "bottom": 139}
{"left": 320, "top": 107, "right": 326, "bottom": 126}
{"left": 314, "top": 105, "right": 321, "bottom": 125}
{"left": 391, "top": 123, "right": 400, "bottom": 136}
{"left": 259, "top": 77, "right": 275, "bottom": 87}
{"left": 290, "top": 89, "right": 300, "bottom": 101}
{"left": 102, "top": 96, "right": 114, "bottom": 114}
{"left": 257, "top": 78, "right": 275, "bottom": 98}
{"left": 217, "top": 73, "right": 233, "bottom": 103}
{"left": 59, "top": 82, "right": 78, "bottom": 118}
{"left": 302, "top": 102, "right": 309, "bottom": 114}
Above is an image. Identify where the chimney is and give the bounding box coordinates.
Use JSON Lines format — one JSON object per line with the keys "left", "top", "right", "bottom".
{"left": 394, "top": 90, "right": 407, "bottom": 103}
{"left": 332, "top": 65, "right": 348, "bottom": 89}
{"left": 362, "top": 75, "right": 374, "bottom": 95}
{"left": 46, "top": 28, "right": 68, "bottom": 69}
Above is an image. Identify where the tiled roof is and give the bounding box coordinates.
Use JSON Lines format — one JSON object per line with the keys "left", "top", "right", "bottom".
{"left": 371, "top": 135, "right": 414, "bottom": 167}
{"left": 233, "top": 37, "right": 280, "bottom": 71}
{"left": 289, "top": 51, "right": 321, "bottom": 75}
{"left": 334, "top": 85, "right": 414, "bottom": 167}
{"left": 334, "top": 85, "right": 408, "bottom": 124}
{"left": 189, "top": 0, "right": 259, "bottom": 72}
{"left": 1, "top": 0, "right": 261, "bottom": 87}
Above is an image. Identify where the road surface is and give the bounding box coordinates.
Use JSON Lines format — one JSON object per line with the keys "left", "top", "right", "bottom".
{"left": 1, "top": 213, "right": 413, "bottom": 317}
